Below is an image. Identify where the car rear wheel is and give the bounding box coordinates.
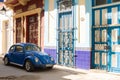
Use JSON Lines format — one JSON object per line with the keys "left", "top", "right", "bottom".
{"left": 4, "top": 57, "right": 9, "bottom": 65}
{"left": 25, "top": 60, "right": 34, "bottom": 72}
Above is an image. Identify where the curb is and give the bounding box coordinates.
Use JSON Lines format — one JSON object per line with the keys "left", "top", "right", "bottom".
{"left": 54, "top": 65, "right": 89, "bottom": 74}
{"left": 54, "top": 65, "right": 120, "bottom": 76}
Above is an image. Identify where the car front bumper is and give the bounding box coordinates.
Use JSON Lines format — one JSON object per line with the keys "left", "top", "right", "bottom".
{"left": 34, "top": 63, "right": 54, "bottom": 68}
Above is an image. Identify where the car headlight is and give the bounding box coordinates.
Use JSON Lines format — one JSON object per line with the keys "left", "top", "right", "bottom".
{"left": 51, "top": 57, "right": 54, "bottom": 61}
{"left": 35, "top": 57, "right": 39, "bottom": 63}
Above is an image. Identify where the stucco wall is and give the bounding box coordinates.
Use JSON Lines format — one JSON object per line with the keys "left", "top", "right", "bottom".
{"left": 0, "top": 10, "right": 13, "bottom": 55}
{"left": 44, "top": 0, "right": 92, "bottom": 69}
{"left": 75, "top": 0, "right": 92, "bottom": 48}
{"left": 44, "top": 0, "right": 57, "bottom": 47}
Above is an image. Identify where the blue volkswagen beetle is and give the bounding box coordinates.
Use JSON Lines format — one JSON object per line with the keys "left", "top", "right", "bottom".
{"left": 3, "top": 43, "right": 55, "bottom": 72}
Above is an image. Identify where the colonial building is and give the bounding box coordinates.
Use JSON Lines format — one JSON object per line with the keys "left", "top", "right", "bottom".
{"left": 92, "top": 0, "right": 120, "bottom": 72}
{"left": 0, "top": 2, "right": 13, "bottom": 56}
{"left": 4, "top": 0, "right": 120, "bottom": 73}
{"left": 44, "top": 0, "right": 92, "bottom": 69}
{"left": 5, "top": 0, "right": 44, "bottom": 51}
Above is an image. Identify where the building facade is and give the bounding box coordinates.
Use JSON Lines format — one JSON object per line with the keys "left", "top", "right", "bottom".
{"left": 92, "top": 0, "right": 120, "bottom": 72}
{"left": 44, "top": 0, "right": 120, "bottom": 73}
{"left": 5, "top": 0, "right": 44, "bottom": 51}
{"left": 44, "top": 0, "right": 92, "bottom": 69}
{"left": 0, "top": 2, "right": 13, "bottom": 56}
{"left": 4, "top": 0, "right": 120, "bottom": 73}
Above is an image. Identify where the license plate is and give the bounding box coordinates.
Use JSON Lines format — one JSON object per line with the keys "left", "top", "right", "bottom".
{"left": 46, "top": 64, "right": 52, "bottom": 67}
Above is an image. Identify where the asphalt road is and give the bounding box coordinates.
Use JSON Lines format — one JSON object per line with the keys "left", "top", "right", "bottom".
{"left": 1, "top": 58, "right": 120, "bottom": 80}
{"left": 0, "top": 58, "right": 80, "bottom": 80}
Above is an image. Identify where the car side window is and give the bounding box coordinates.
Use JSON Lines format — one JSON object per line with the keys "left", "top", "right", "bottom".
{"left": 9, "top": 46, "right": 15, "bottom": 53}
{"left": 15, "top": 46, "right": 23, "bottom": 52}
{"left": 25, "top": 46, "right": 31, "bottom": 51}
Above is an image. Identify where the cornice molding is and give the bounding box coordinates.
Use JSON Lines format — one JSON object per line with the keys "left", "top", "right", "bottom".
{"left": 18, "top": 0, "right": 30, "bottom": 6}
{"left": 13, "top": 8, "right": 42, "bottom": 18}
{"left": 5, "top": 0, "right": 30, "bottom": 8}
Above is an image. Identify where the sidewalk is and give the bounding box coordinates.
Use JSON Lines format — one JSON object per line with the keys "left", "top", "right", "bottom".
{"left": 0, "top": 56, "right": 120, "bottom": 80}
{"left": 54, "top": 65, "right": 89, "bottom": 73}
{"left": 54, "top": 65, "right": 120, "bottom": 80}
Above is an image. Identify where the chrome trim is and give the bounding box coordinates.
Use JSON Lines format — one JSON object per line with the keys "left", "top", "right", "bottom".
{"left": 10, "top": 62, "right": 23, "bottom": 67}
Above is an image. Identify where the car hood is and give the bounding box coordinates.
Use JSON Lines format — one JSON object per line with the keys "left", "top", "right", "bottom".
{"left": 28, "top": 51, "right": 54, "bottom": 64}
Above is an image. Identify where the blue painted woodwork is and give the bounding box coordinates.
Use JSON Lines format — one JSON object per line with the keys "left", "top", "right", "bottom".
{"left": 92, "top": 0, "right": 120, "bottom": 72}
{"left": 107, "top": 0, "right": 112, "bottom": 4}
{"left": 118, "top": 5, "right": 120, "bottom": 24}
{"left": 107, "top": 8, "right": 112, "bottom": 24}
{"left": 92, "top": 0, "right": 120, "bottom": 6}
{"left": 57, "top": 0, "right": 76, "bottom": 67}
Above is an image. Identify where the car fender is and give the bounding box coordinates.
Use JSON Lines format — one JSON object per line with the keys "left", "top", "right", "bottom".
{"left": 3, "top": 53, "right": 10, "bottom": 61}
{"left": 24, "top": 56, "right": 35, "bottom": 66}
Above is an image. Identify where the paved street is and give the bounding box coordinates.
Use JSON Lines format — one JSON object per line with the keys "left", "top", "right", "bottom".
{"left": 0, "top": 58, "right": 120, "bottom": 80}
{"left": 0, "top": 58, "right": 80, "bottom": 80}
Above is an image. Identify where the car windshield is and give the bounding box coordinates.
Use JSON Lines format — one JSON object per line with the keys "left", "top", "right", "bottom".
{"left": 25, "top": 45, "right": 41, "bottom": 51}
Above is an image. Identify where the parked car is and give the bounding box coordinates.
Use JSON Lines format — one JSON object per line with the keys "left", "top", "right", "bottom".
{"left": 3, "top": 43, "right": 55, "bottom": 72}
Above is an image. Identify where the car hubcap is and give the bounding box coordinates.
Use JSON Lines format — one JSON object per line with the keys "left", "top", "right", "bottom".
{"left": 25, "top": 61, "right": 31, "bottom": 71}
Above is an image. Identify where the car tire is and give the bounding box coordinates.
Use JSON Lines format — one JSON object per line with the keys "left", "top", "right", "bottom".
{"left": 25, "top": 60, "right": 34, "bottom": 72}
{"left": 47, "top": 66, "right": 53, "bottom": 69}
{"left": 4, "top": 57, "right": 9, "bottom": 65}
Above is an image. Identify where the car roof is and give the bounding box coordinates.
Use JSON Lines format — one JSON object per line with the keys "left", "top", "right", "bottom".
{"left": 13, "top": 43, "right": 36, "bottom": 46}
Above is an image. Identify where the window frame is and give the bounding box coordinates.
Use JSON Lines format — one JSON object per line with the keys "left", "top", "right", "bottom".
{"left": 25, "top": 45, "right": 41, "bottom": 52}
{"left": 59, "top": 0, "right": 72, "bottom": 12}
{"left": 95, "top": 0, "right": 107, "bottom": 6}
{"left": 15, "top": 45, "right": 24, "bottom": 53}
{"left": 9, "top": 46, "right": 15, "bottom": 53}
{"left": 112, "top": 0, "right": 120, "bottom": 2}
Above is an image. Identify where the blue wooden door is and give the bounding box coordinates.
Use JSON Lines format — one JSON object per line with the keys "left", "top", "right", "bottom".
{"left": 58, "top": 12, "right": 75, "bottom": 67}
{"left": 109, "top": 27, "right": 120, "bottom": 72}
{"left": 92, "top": 26, "right": 120, "bottom": 72}
{"left": 92, "top": 27, "right": 109, "bottom": 70}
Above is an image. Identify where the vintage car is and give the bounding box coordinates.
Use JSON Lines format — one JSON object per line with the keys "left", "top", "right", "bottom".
{"left": 3, "top": 43, "right": 55, "bottom": 72}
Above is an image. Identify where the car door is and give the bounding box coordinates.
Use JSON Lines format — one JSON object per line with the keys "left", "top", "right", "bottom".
{"left": 8, "top": 45, "right": 15, "bottom": 62}
{"left": 11, "top": 45, "right": 25, "bottom": 65}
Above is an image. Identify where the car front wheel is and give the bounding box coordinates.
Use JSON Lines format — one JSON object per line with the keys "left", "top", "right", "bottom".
{"left": 25, "top": 60, "right": 34, "bottom": 72}
{"left": 47, "top": 66, "right": 53, "bottom": 69}
{"left": 4, "top": 57, "right": 9, "bottom": 65}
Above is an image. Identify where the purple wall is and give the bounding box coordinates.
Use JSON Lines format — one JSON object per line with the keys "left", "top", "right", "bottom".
{"left": 44, "top": 48, "right": 57, "bottom": 62}
{"left": 44, "top": 48, "right": 91, "bottom": 70}
{"left": 75, "top": 50, "right": 91, "bottom": 69}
